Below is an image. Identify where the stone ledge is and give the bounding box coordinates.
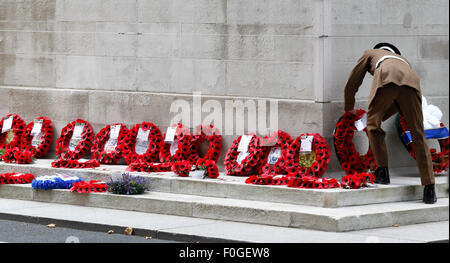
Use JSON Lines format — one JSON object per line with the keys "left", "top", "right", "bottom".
{"left": 0, "top": 184, "right": 448, "bottom": 232}
{"left": 0, "top": 159, "right": 448, "bottom": 208}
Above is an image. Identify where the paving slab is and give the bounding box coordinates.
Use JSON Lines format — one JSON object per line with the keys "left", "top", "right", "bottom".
{"left": 0, "top": 198, "right": 447, "bottom": 243}
{"left": 0, "top": 184, "right": 448, "bottom": 232}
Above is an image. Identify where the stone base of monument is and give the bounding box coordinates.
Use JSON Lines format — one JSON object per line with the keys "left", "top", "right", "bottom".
{"left": 0, "top": 159, "right": 448, "bottom": 232}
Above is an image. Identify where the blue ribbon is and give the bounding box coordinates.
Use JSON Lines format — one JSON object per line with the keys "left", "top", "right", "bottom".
{"left": 401, "top": 127, "right": 449, "bottom": 145}
{"left": 31, "top": 176, "right": 82, "bottom": 190}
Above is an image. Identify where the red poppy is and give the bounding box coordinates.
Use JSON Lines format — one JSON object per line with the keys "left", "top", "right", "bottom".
{"left": 0, "top": 114, "right": 26, "bottom": 151}
{"left": 189, "top": 125, "right": 222, "bottom": 165}
{"left": 121, "top": 122, "right": 163, "bottom": 165}
{"left": 91, "top": 123, "right": 129, "bottom": 164}
{"left": 172, "top": 160, "right": 191, "bottom": 177}
{"left": 256, "top": 130, "right": 293, "bottom": 179}
{"left": 0, "top": 173, "right": 35, "bottom": 184}
{"left": 284, "top": 133, "right": 331, "bottom": 178}
{"left": 159, "top": 123, "right": 192, "bottom": 163}
{"left": 333, "top": 110, "right": 377, "bottom": 175}
{"left": 51, "top": 159, "right": 100, "bottom": 169}
{"left": 398, "top": 115, "right": 449, "bottom": 173}
{"left": 70, "top": 180, "right": 107, "bottom": 193}
{"left": 224, "top": 134, "right": 263, "bottom": 176}
{"left": 55, "top": 119, "right": 94, "bottom": 160}
{"left": 340, "top": 172, "right": 374, "bottom": 189}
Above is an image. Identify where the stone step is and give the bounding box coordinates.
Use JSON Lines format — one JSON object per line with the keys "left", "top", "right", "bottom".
{"left": 1, "top": 198, "right": 448, "bottom": 243}
{"left": 0, "top": 183, "right": 448, "bottom": 232}
{"left": 0, "top": 160, "right": 448, "bottom": 208}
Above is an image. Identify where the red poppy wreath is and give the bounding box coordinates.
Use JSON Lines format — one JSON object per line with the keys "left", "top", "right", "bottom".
{"left": 121, "top": 122, "right": 163, "bottom": 165}
{"left": 224, "top": 134, "right": 262, "bottom": 176}
{"left": 0, "top": 114, "right": 26, "bottom": 151}
{"left": 333, "top": 110, "right": 377, "bottom": 175}
{"left": 91, "top": 123, "right": 129, "bottom": 164}
{"left": 70, "top": 180, "right": 108, "bottom": 193}
{"left": 128, "top": 160, "right": 173, "bottom": 173}
{"left": 0, "top": 173, "right": 35, "bottom": 184}
{"left": 286, "top": 175, "right": 340, "bottom": 189}
{"left": 195, "top": 159, "right": 220, "bottom": 179}
{"left": 2, "top": 145, "right": 33, "bottom": 164}
{"left": 172, "top": 160, "right": 192, "bottom": 177}
{"left": 340, "top": 172, "right": 375, "bottom": 189}
{"left": 159, "top": 123, "right": 192, "bottom": 163}
{"left": 51, "top": 158, "right": 100, "bottom": 169}
{"left": 189, "top": 124, "right": 222, "bottom": 165}
{"left": 56, "top": 119, "right": 94, "bottom": 160}
{"left": 284, "top": 133, "right": 331, "bottom": 178}
{"left": 245, "top": 130, "right": 293, "bottom": 185}
{"left": 397, "top": 115, "right": 449, "bottom": 173}
{"left": 20, "top": 116, "right": 54, "bottom": 158}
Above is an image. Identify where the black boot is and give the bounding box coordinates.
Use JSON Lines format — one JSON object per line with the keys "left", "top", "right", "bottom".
{"left": 373, "top": 166, "right": 390, "bottom": 185}
{"left": 423, "top": 184, "right": 437, "bottom": 204}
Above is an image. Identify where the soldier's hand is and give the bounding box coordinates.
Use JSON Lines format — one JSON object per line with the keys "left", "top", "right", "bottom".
{"left": 346, "top": 109, "right": 358, "bottom": 115}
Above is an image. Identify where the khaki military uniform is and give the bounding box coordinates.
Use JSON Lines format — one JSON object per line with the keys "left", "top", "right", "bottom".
{"left": 344, "top": 49, "right": 434, "bottom": 186}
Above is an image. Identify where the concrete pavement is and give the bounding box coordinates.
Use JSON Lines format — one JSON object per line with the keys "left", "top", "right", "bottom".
{"left": 0, "top": 198, "right": 447, "bottom": 243}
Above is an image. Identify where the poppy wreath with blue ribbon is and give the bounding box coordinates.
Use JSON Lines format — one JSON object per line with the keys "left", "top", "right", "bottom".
{"left": 121, "top": 122, "right": 163, "bottom": 165}
{"left": 31, "top": 175, "right": 82, "bottom": 190}
{"left": 56, "top": 119, "right": 94, "bottom": 160}
{"left": 224, "top": 134, "right": 262, "bottom": 176}
{"left": 0, "top": 173, "right": 35, "bottom": 184}
{"left": 0, "top": 114, "right": 26, "bottom": 151}
{"left": 285, "top": 133, "right": 331, "bottom": 178}
{"left": 20, "top": 116, "right": 54, "bottom": 158}
{"left": 397, "top": 114, "right": 449, "bottom": 173}
{"left": 159, "top": 123, "right": 192, "bottom": 163}
{"left": 333, "top": 110, "right": 377, "bottom": 175}
{"left": 189, "top": 124, "right": 222, "bottom": 165}
{"left": 91, "top": 123, "right": 129, "bottom": 164}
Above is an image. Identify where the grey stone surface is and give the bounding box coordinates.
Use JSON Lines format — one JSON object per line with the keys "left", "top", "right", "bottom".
{"left": 2, "top": 198, "right": 447, "bottom": 242}
{"left": 0, "top": 160, "right": 448, "bottom": 209}
{"left": 0, "top": 0, "right": 449, "bottom": 170}
{"left": 0, "top": 184, "right": 448, "bottom": 232}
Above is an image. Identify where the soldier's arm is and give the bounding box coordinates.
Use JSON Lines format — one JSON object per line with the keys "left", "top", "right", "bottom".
{"left": 344, "top": 51, "right": 370, "bottom": 111}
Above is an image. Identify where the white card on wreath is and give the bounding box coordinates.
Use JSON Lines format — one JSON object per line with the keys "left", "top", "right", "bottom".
{"left": 104, "top": 125, "right": 122, "bottom": 153}
{"left": 267, "top": 147, "right": 281, "bottom": 164}
{"left": 354, "top": 113, "right": 367, "bottom": 131}
{"left": 109, "top": 124, "right": 121, "bottom": 140}
{"left": 170, "top": 138, "right": 179, "bottom": 156}
{"left": 165, "top": 126, "right": 177, "bottom": 143}
{"left": 2, "top": 116, "right": 13, "bottom": 133}
{"left": 300, "top": 135, "right": 314, "bottom": 153}
{"left": 137, "top": 127, "right": 150, "bottom": 141}
{"left": 31, "top": 133, "right": 43, "bottom": 147}
{"left": 237, "top": 135, "right": 253, "bottom": 153}
{"left": 31, "top": 119, "right": 43, "bottom": 135}
{"left": 236, "top": 151, "right": 250, "bottom": 164}
{"left": 135, "top": 128, "right": 150, "bottom": 155}
{"left": 73, "top": 123, "right": 85, "bottom": 138}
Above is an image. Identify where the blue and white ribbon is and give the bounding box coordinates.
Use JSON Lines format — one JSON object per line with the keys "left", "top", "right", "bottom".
{"left": 31, "top": 175, "right": 82, "bottom": 190}
{"left": 401, "top": 126, "right": 449, "bottom": 146}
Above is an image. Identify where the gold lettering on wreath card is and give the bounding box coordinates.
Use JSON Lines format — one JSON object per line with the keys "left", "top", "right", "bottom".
{"left": 299, "top": 151, "right": 316, "bottom": 168}
{"left": 4, "top": 130, "right": 15, "bottom": 145}
{"left": 299, "top": 135, "right": 315, "bottom": 168}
